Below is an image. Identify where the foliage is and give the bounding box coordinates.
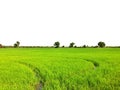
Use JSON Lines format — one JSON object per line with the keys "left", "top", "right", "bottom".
{"left": 54, "top": 41, "right": 60, "bottom": 48}
{"left": 69, "top": 42, "right": 75, "bottom": 48}
{"left": 98, "top": 41, "right": 105, "bottom": 48}
{"left": 14, "top": 43, "right": 18, "bottom": 48}
{"left": 83, "top": 45, "right": 87, "bottom": 48}
{"left": 94, "top": 46, "right": 98, "bottom": 48}
{"left": 16, "top": 41, "right": 20, "bottom": 46}
{"left": 74, "top": 45, "right": 77, "bottom": 48}
{"left": 0, "top": 44, "right": 2, "bottom": 48}
{"left": 14, "top": 41, "right": 20, "bottom": 48}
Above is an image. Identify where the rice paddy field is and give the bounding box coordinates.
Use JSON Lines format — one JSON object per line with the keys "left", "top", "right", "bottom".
{"left": 0, "top": 48, "right": 120, "bottom": 90}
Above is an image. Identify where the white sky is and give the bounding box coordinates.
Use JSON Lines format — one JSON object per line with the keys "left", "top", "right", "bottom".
{"left": 0, "top": 0, "right": 120, "bottom": 46}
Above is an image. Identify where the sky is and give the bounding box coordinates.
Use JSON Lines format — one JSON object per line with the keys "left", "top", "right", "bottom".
{"left": 0, "top": 0, "right": 120, "bottom": 46}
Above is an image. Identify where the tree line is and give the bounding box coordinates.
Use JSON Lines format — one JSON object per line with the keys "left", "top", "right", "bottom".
{"left": 0, "top": 41, "right": 106, "bottom": 48}
{"left": 1, "top": 41, "right": 120, "bottom": 48}
{"left": 54, "top": 41, "right": 106, "bottom": 48}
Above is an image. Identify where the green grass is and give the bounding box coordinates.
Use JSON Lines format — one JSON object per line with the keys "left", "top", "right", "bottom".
{"left": 0, "top": 48, "right": 120, "bottom": 90}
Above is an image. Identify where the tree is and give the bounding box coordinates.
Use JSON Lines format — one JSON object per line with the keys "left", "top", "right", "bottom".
{"left": 54, "top": 41, "right": 60, "bottom": 48}
{"left": 83, "top": 45, "right": 87, "bottom": 48}
{"left": 16, "top": 41, "right": 20, "bottom": 46}
{"left": 74, "top": 45, "right": 77, "bottom": 48}
{"left": 62, "top": 45, "right": 65, "bottom": 48}
{"left": 14, "top": 41, "right": 20, "bottom": 48}
{"left": 69, "top": 42, "right": 75, "bottom": 48}
{"left": 98, "top": 41, "right": 105, "bottom": 48}
{"left": 0, "top": 44, "right": 2, "bottom": 48}
{"left": 14, "top": 43, "right": 18, "bottom": 48}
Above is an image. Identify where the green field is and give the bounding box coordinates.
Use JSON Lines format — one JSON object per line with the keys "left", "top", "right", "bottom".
{"left": 0, "top": 48, "right": 120, "bottom": 90}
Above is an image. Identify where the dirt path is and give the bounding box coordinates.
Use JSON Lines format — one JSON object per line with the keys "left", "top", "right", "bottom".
{"left": 80, "top": 58, "right": 99, "bottom": 69}
{"left": 18, "top": 61, "right": 43, "bottom": 90}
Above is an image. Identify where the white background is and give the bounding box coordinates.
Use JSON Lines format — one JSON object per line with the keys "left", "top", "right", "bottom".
{"left": 0, "top": 0, "right": 120, "bottom": 46}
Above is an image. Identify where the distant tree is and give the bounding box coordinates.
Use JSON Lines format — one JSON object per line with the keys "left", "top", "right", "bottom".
{"left": 98, "top": 41, "right": 105, "bottom": 48}
{"left": 14, "top": 43, "right": 18, "bottom": 48}
{"left": 62, "top": 45, "right": 65, "bottom": 48}
{"left": 83, "top": 45, "right": 87, "bottom": 48}
{"left": 0, "top": 44, "right": 2, "bottom": 48}
{"left": 54, "top": 41, "right": 60, "bottom": 48}
{"left": 69, "top": 42, "right": 75, "bottom": 48}
{"left": 94, "top": 46, "right": 98, "bottom": 48}
{"left": 16, "top": 41, "right": 20, "bottom": 46}
{"left": 14, "top": 41, "right": 20, "bottom": 48}
{"left": 74, "top": 45, "right": 77, "bottom": 48}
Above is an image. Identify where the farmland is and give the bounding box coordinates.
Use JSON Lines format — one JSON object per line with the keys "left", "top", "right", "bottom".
{"left": 0, "top": 48, "right": 120, "bottom": 90}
